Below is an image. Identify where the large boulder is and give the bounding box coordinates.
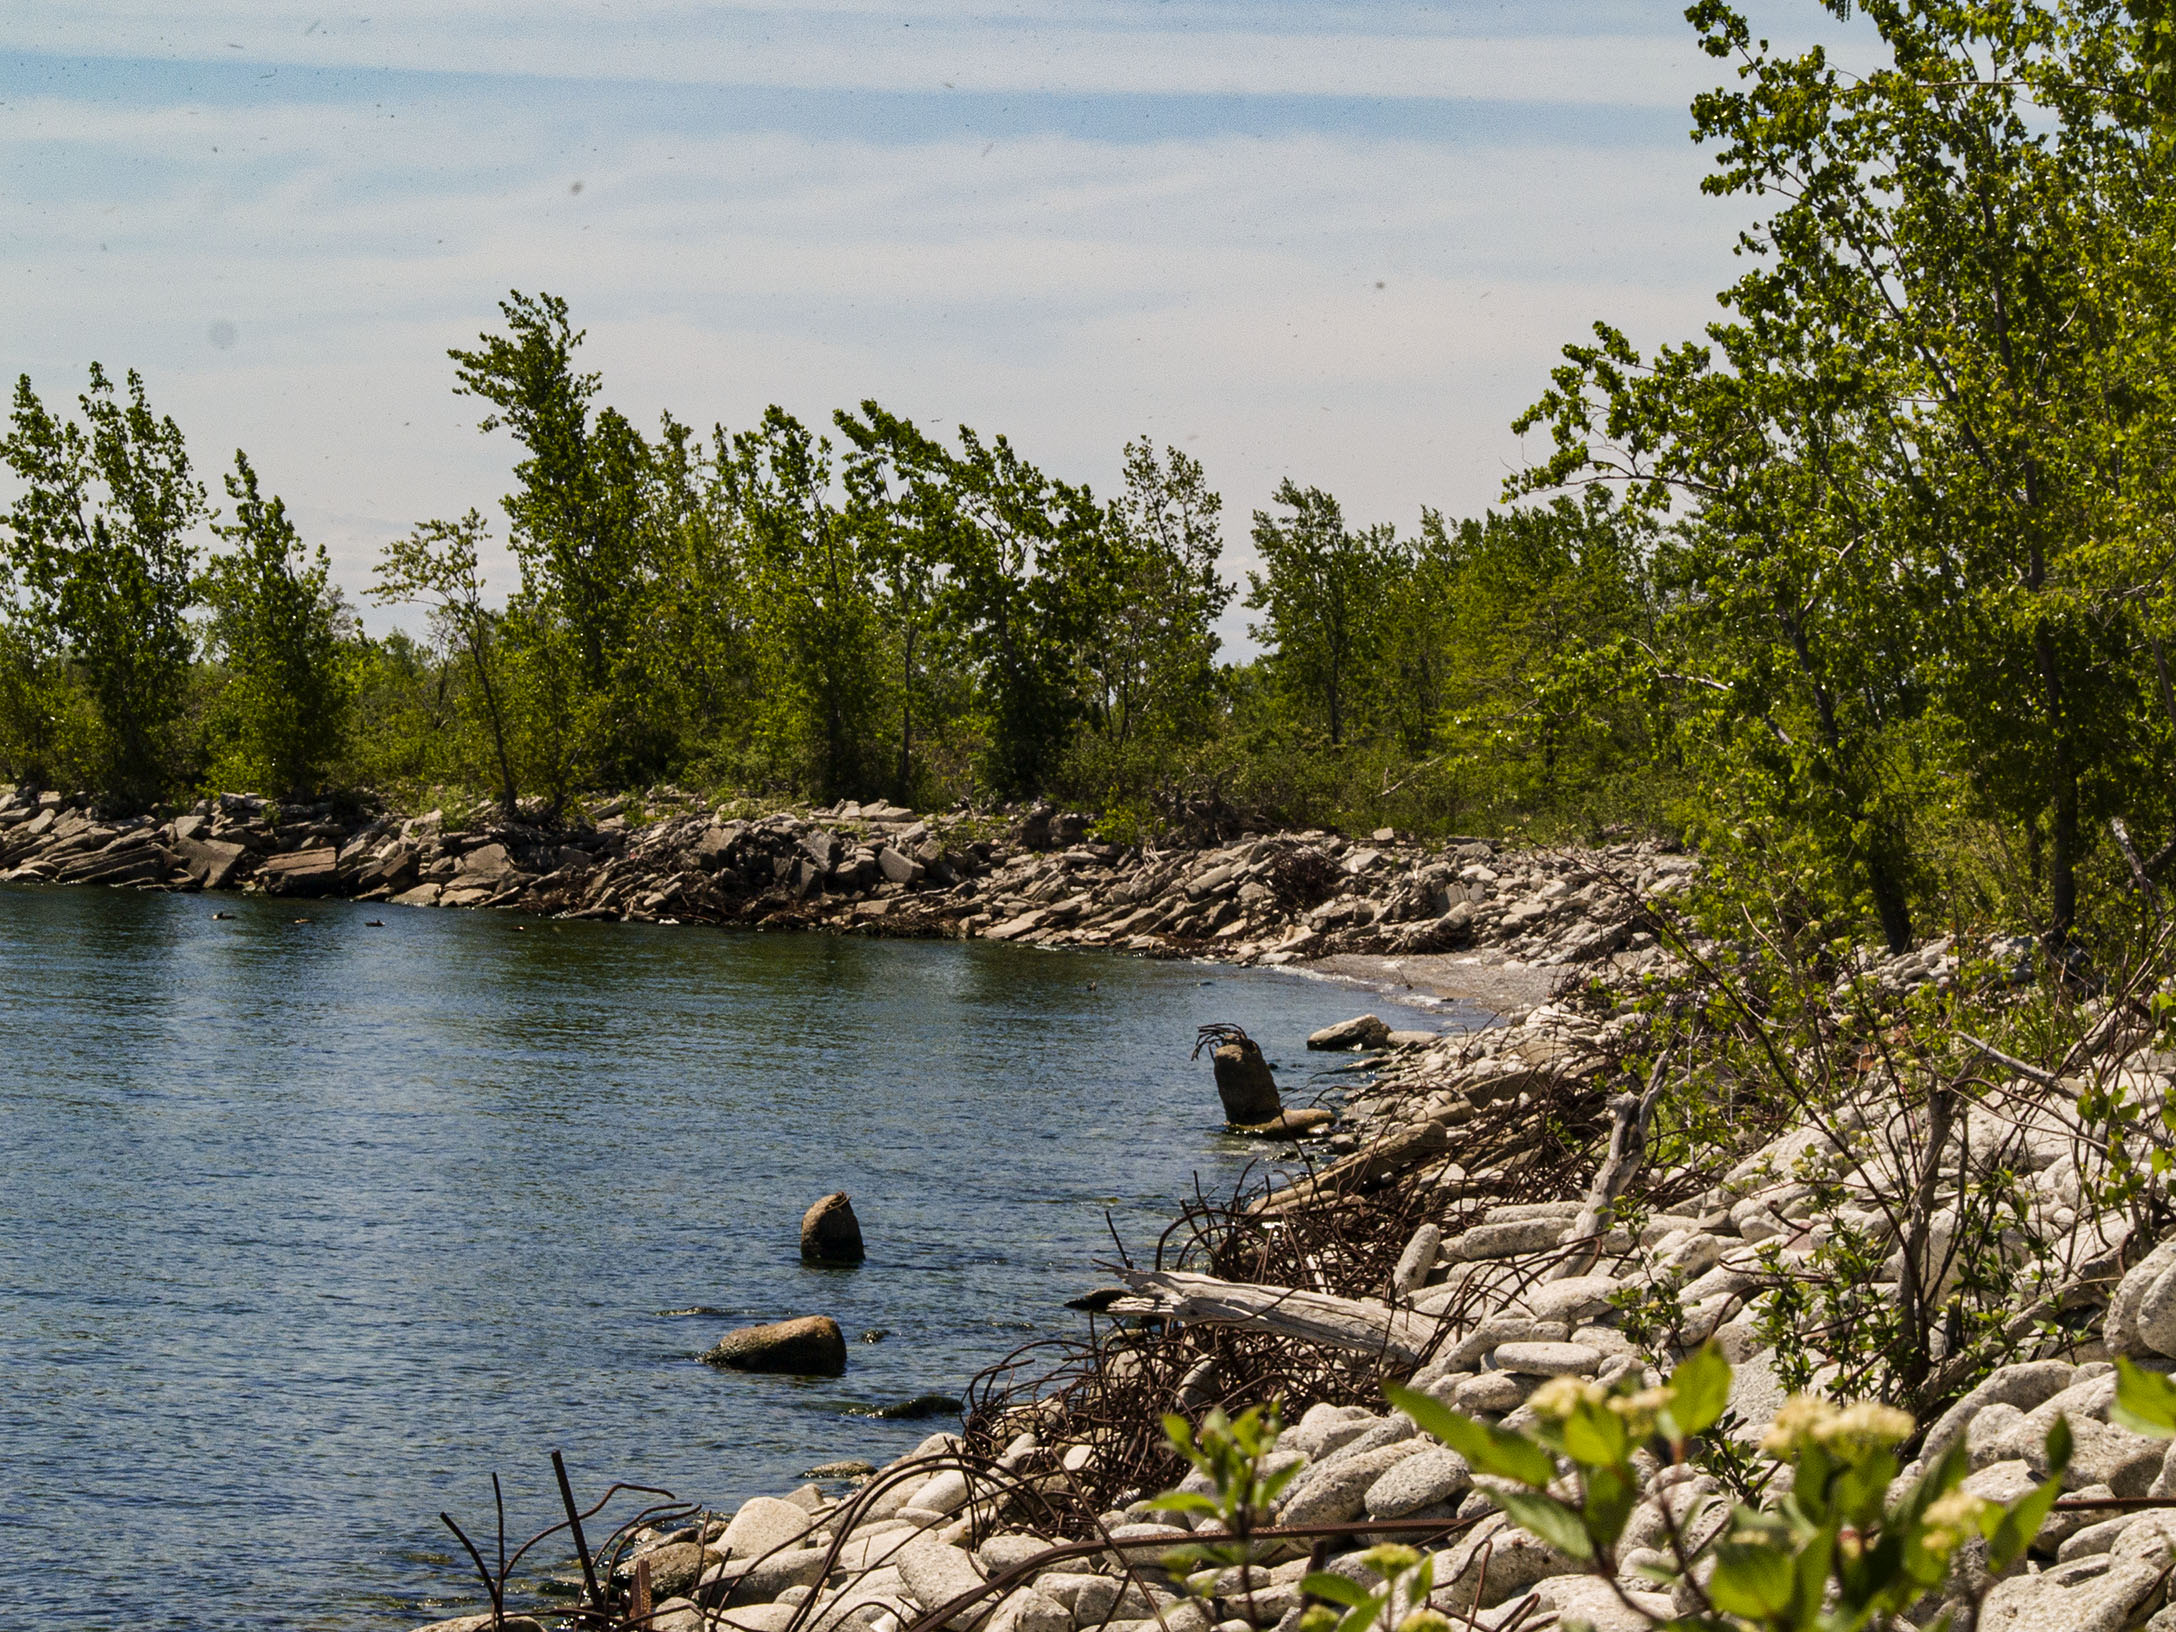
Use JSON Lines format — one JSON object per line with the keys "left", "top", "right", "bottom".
{"left": 876, "top": 847, "right": 923, "bottom": 886}
{"left": 1434, "top": 1513, "right": 1581, "bottom": 1612}
{"left": 354, "top": 843, "right": 419, "bottom": 894}
{"left": 898, "top": 1533, "right": 987, "bottom": 1622}
{"left": 455, "top": 843, "right": 514, "bottom": 883}
{"left": 703, "top": 1316, "right": 848, "bottom": 1377}
{"left": 1978, "top": 1553, "right": 2163, "bottom": 1632}
{"left": 176, "top": 834, "right": 247, "bottom": 890}
{"left": 2109, "top": 1237, "right": 2176, "bottom": 1357}
{"left": 1919, "top": 1360, "right": 2078, "bottom": 1466}
{"left": 1365, "top": 1446, "right": 1471, "bottom": 1518}
{"left": 719, "top": 1494, "right": 815, "bottom": 1559}
{"left": 616, "top": 1540, "right": 707, "bottom": 1600}
{"left": 800, "top": 1193, "right": 866, "bottom": 1264}
{"left": 259, "top": 846, "right": 340, "bottom": 897}
{"left": 1308, "top": 1014, "right": 1392, "bottom": 1051}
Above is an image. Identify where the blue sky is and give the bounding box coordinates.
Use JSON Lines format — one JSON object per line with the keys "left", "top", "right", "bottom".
{"left": 3, "top": 2, "right": 1861, "bottom": 637}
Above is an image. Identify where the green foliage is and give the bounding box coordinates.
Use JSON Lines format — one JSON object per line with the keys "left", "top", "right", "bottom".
{"left": 1378, "top": 1351, "right": 2069, "bottom": 1631}
{"left": 1151, "top": 1357, "right": 2076, "bottom": 1632}
{"left": 2112, "top": 1357, "right": 2176, "bottom": 1438}
{"left": 197, "top": 452, "right": 352, "bottom": 794}
{"left": 1152, "top": 1403, "right": 1301, "bottom": 1567}
{"left": 1, "top": 364, "right": 207, "bottom": 805}
{"left": 371, "top": 510, "right": 519, "bottom": 813}
{"left": 1244, "top": 481, "right": 1394, "bottom": 751}
{"left": 1515, "top": 0, "right": 2176, "bottom": 946}
{"left": 1296, "top": 1547, "right": 1445, "bottom": 1632}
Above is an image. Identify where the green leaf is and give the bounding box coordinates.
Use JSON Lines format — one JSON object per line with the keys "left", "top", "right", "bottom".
{"left": 1582, "top": 1458, "right": 1639, "bottom": 1550}
{"left": 1706, "top": 1540, "right": 1794, "bottom": 1618}
{"left": 2113, "top": 1358, "right": 2176, "bottom": 1438}
{"left": 1386, "top": 1385, "right": 1555, "bottom": 1486}
{"left": 1159, "top": 1544, "right": 1211, "bottom": 1576}
{"left": 2046, "top": 1412, "right": 2074, "bottom": 1476}
{"left": 1988, "top": 1473, "right": 2066, "bottom": 1575}
{"left": 1559, "top": 1397, "right": 1628, "bottom": 1467}
{"left": 1493, "top": 1488, "right": 1595, "bottom": 1562}
{"left": 1298, "top": 1573, "right": 1376, "bottom": 1610}
{"left": 1894, "top": 1441, "right": 1970, "bottom": 1532}
{"left": 1792, "top": 1527, "right": 1833, "bottom": 1622}
{"left": 1663, "top": 1343, "right": 1732, "bottom": 1438}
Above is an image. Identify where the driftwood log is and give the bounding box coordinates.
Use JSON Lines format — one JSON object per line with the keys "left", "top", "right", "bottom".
{"left": 1109, "top": 1268, "right": 1439, "bottom": 1366}
{"left": 1248, "top": 1121, "right": 1452, "bottom": 1218}
{"left": 1549, "top": 1049, "right": 1673, "bottom": 1280}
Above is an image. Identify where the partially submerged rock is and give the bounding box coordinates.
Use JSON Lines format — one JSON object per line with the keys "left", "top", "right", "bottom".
{"left": 800, "top": 1192, "right": 866, "bottom": 1265}
{"left": 704, "top": 1316, "right": 848, "bottom": 1377}
{"left": 1228, "top": 1106, "right": 1336, "bottom": 1139}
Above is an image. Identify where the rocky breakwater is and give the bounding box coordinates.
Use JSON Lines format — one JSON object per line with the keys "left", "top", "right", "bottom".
{"left": 402, "top": 937, "right": 2176, "bottom": 1632}
{"left": 0, "top": 785, "right": 1694, "bottom": 990}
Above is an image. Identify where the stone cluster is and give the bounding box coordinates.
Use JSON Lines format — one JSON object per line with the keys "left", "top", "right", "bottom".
{"left": 526, "top": 987, "right": 2176, "bottom": 1632}
{"left": 18, "top": 783, "right": 2167, "bottom": 1630}
{"left": 0, "top": 787, "right": 1690, "bottom": 983}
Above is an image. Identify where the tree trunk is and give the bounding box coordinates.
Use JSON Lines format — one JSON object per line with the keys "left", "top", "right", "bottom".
{"left": 464, "top": 619, "right": 519, "bottom": 815}
{"left": 1867, "top": 850, "right": 1913, "bottom": 955}
{"left": 2033, "top": 619, "right": 2078, "bottom": 937}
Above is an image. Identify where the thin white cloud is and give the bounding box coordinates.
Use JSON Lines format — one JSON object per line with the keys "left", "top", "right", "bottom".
{"left": 8, "top": 3, "right": 1725, "bottom": 106}
{"left": 5, "top": 8, "right": 1800, "bottom": 640}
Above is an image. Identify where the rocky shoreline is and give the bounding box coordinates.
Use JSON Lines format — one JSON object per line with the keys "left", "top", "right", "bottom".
{"left": 378, "top": 900, "right": 2172, "bottom": 1630}
{"left": 476, "top": 956, "right": 2176, "bottom": 1632}
{"left": 19, "top": 782, "right": 2163, "bottom": 1632}
{"left": 0, "top": 787, "right": 1687, "bottom": 1009}
{"left": 398, "top": 945, "right": 2176, "bottom": 1632}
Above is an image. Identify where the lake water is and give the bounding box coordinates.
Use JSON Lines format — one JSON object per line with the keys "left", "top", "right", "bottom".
{"left": 0, "top": 884, "right": 1472, "bottom": 1631}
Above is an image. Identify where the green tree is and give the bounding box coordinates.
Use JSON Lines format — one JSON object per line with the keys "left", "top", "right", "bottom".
{"left": 837, "top": 404, "right": 1096, "bottom": 799}
{"left": 1244, "top": 481, "right": 1393, "bottom": 749}
{"left": 640, "top": 415, "right": 761, "bottom": 782}
{"left": 1512, "top": 0, "right": 2176, "bottom": 945}
{"left": 371, "top": 510, "right": 518, "bottom": 814}
{"left": 1428, "top": 497, "right": 1657, "bottom": 820}
{"left": 838, "top": 428, "right": 952, "bottom": 805}
{"left": 0, "top": 364, "right": 207, "bottom": 805}
{"left": 1083, "top": 439, "right": 1230, "bottom": 750}
{"left": 198, "top": 452, "right": 352, "bottom": 794}
{"left": 724, "top": 407, "right": 884, "bottom": 800}
{"left": 449, "top": 291, "right": 656, "bottom": 782}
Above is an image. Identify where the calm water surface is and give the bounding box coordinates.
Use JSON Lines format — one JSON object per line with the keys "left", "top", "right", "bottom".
{"left": 0, "top": 884, "right": 1471, "bottom": 1631}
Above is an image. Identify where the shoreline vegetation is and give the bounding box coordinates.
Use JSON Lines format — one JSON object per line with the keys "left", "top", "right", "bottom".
{"left": 18, "top": 5, "right": 2176, "bottom": 1630}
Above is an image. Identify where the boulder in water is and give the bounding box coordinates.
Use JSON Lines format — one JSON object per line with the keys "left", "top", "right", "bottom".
{"left": 1197, "top": 1025, "right": 1282, "bottom": 1126}
{"left": 871, "top": 1392, "right": 962, "bottom": 1419}
{"left": 800, "top": 1192, "right": 866, "bottom": 1264}
{"left": 704, "top": 1315, "right": 848, "bottom": 1376}
{"left": 1229, "top": 1106, "right": 1336, "bottom": 1139}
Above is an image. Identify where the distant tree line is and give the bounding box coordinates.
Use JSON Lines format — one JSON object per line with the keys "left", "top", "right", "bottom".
{"left": 0, "top": 293, "right": 1658, "bottom": 842}
{"left": 8, "top": 2, "right": 2176, "bottom": 952}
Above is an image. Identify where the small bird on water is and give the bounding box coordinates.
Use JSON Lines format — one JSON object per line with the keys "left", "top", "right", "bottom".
{"left": 210, "top": 912, "right": 232, "bottom": 920}
{"left": 364, "top": 920, "right": 385, "bottom": 928}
